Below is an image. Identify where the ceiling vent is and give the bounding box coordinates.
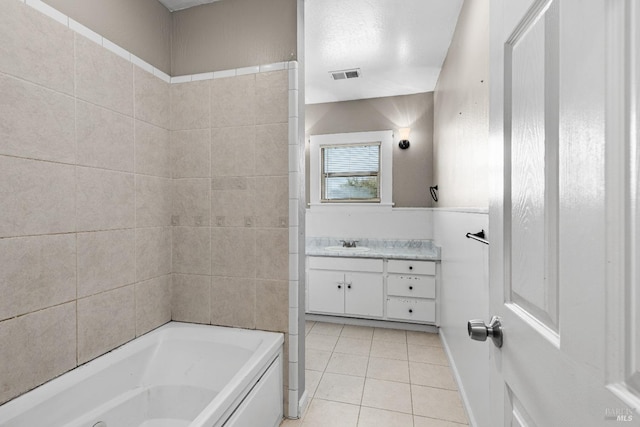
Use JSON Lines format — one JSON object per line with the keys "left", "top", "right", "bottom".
{"left": 330, "top": 68, "right": 361, "bottom": 80}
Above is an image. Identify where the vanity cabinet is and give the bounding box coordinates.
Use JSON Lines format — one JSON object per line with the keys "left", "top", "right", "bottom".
{"left": 308, "top": 257, "right": 384, "bottom": 318}
{"left": 307, "top": 257, "right": 438, "bottom": 325}
{"left": 386, "top": 260, "right": 436, "bottom": 323}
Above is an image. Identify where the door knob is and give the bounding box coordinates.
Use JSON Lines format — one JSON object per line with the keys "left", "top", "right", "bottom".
{"left": 467, "top": 316, "right": 503, "bottom": 348}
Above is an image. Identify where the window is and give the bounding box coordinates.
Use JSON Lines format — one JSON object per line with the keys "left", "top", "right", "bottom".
{"left": 321, "top": 143, "right": 381, "bottom": 202}
{"left": 309, "top": 130, "right": 393, "bottom": 208}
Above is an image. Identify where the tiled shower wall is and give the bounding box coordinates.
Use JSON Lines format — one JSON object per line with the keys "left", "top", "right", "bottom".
{"left": 169, "top": 70, "right": 292, "bottom": 407}
{"left": 0, "top": 0, "right": 298, "bottom": 412}
{"left": 170, "top": 72, "right": 289, "bottom": 330}
{"left": 0, "top": 0, "right": 172, "bottom": 405}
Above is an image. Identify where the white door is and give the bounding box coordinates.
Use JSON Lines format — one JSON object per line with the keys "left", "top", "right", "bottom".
{"left": 308, "top": 270, "right": 345, "bottom": 314}
{"left": 344, "top": 272, "right": 383, "bottom": 317}
{"left": 488, "top": 0, "right": 640, "bottom": 425}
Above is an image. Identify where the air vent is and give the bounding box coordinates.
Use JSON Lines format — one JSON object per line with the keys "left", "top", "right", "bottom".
{"left": 330, "top": 68, "right": 361, "bottom": 80}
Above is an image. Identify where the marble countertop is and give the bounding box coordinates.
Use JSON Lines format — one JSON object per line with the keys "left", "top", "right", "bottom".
{"left": 306, "top": 237, "right": 440, "bottom": 261}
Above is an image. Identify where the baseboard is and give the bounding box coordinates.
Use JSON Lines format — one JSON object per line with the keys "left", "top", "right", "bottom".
{"left": 439, "top": 332, "right": 478, "bottom": 427}
{"left": 305, "top": 313, "right": 438, "bottom": 333}
{"left": 298, "top": 390, "right": 310, "bottom": 417}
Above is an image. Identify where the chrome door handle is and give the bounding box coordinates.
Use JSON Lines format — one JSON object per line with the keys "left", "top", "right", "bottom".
{"left": 467, "top": 316, "right": 503, "bottom": 348}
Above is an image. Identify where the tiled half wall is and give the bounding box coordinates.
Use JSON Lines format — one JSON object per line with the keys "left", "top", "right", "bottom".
{"left": 0, "top": 0, "right": 302, "bottom": 416}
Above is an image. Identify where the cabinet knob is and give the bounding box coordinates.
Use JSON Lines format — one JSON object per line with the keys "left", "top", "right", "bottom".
{"left": 409, "top": 309, "right": 413, "bottom": 313}
{"left": 337, "top": 284, "right": 342, "bottom": 289}
{"left": 409, "top": 266, "right": 413, "bottom": 270}
{"left": 409, "top": 286, "right": 413, "bottom": 290}
{"left": 347, "top": 284, "right": 351, "bottom": 289}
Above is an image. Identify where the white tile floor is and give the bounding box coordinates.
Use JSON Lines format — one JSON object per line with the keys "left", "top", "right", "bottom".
{"left": 281, "top": 321, "right": 469, "bottom": 427}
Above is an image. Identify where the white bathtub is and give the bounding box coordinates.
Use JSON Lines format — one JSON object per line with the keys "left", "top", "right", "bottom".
{"left": 0, "top": 322, "right": 284, "bottom": 427}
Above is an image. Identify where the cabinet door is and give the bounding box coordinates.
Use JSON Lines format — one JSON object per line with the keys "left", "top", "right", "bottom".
{"left": 344, "top": 272, "right": 383, "bottom": 317}
{"left": 308, "top": 270, "right": 345, "bottom": 314}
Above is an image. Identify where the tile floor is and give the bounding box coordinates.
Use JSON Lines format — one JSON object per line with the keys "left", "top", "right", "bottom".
{"left": 281, "top": 321, "right": 469, "bottom": 427}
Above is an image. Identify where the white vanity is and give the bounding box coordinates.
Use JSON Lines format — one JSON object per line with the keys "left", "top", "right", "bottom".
{"left": 306, "top": 238, "right": 440, "bottom": 326}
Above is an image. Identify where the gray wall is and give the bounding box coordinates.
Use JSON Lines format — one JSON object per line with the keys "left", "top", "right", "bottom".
{"left": 43, "top": 0, "right": 172, "bottom": 74}
{"left": 42, "top": 0, "right": 298, "bottom": 77}
{"left": 305, "top": 93, "right": 434, "bottom": 208}
{"left": 172, "top": 0, "right": 297, "bottom": 76}
{"left": 433, "top": 0, "right": 490, "bottom": 208}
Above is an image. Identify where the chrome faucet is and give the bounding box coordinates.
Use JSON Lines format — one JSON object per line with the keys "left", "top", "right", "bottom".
{"left": 339, "top": 240, "right": 359, "bottom": 248}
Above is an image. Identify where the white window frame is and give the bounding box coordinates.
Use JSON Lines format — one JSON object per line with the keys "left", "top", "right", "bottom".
{"left": 310, "top": 130, "right": 393, "bottom": 209}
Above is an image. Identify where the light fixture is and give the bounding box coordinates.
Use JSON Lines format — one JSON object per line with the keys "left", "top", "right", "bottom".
{"left": 398, "top": 128, "right": 411, "bottom": 149}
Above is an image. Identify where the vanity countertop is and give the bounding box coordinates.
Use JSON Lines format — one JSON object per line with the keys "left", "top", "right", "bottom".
{"left": 306, "top": 237, "right": 440, "bottom": 261}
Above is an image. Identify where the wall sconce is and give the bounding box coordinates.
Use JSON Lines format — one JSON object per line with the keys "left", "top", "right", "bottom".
{"left": 398, "top": 128, "right": 411, "bottom": 149}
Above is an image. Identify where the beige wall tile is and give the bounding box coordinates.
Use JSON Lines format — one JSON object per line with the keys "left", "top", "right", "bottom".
{"left": 211, "top": 126, "right": 255, "bottom": 177}
{"left": 211, "top": 177, "right": 254, "bottom": 228}
{"left": 255, "top": 228, "right": 288, "bottom": 280}
{"left": 172, "top": 274, "right": 210, "bottom": 323}
{"left": 172, "top": 179, "right": 211, "bottom": 227}
{"left": 255, "top": 279, "right": 288, "bottom": 332}
{"left": 255, "top": 123, "right": 288, "bottom": 176}
{"left": 136, "top": 274, "right": 171, "bottom": 336}
{"left": 172, "top": 227, "right": 211, "bottom": 275}
{"left": 255, "top": 70, "right": 288, "bottom": 125}
{"left": 77, "top": 167, "right": 135, "bottom": 231}
{"left": 0, "top": 234, "right": 75, "bottom": 321}
{"left": 135, "top": 175, "right": 172, "bottom": 227}
{"left": 171, "top": 129, "right": 211, "bottom": 178}
{"left": 76, "top": 35, "right": 133, "bottom": 116}
{"left": 135, "top": 120, "right": 171, "bottom": 178}
{"left": 0, "top": 0, "right": 74, "bottom": 94}
{"left": 211, "top": 75, "right": 255, "bottom": 128}
{"left": 134, "top": 66, "right": 170, "bottom": 129}
{"left": 252, "top": 176, "right": 288, "bottom": 228}
{"left": 0, "top": 156, "right": 75, "bottom": 238}
{"left": 77, "top": 229, "right": 135, "bottom": 298}
{"left": 136, "top": 227, "right": 172, "bottom": 281}
{"left": 77, "top": 100, "right": 134, "bottom": 172}
{"left": 170, "top": 81, "right": 210, "bottom": 130}
{"left": 211, "top": 277, "right": 255, "bottom": 329}
{"left": 0, "top": 303, "right": 76, "bottom": 405}
{"left": 211, "top": 227, "right": 255, "bottom": 278}
{"left": 77, "top": 285, "right": 135, "bottom": 364}
{"left": 0, "top": 74, "right": 75, "bottom": 164}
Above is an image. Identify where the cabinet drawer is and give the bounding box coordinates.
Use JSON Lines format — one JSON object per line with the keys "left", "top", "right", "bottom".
{"left": 309, "top": 256, "right": 384, "bottom": 273}
{"left": 386, "top": 297, "right": 435, "bottom": 323}
{"left": 387, "top": 260, "right": 435, "bottom": 275}
{"left": 387, "top": 275, "right": 435, "bottom": 298}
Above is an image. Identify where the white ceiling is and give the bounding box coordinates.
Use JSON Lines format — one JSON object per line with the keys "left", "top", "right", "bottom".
{"left": 305, "top": 0, "right": 463, "bottom": 104}
{"left": 158, "top": 0, "right": 463, "bottom": 105}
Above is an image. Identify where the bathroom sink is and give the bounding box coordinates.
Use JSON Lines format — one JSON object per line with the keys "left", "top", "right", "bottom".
{"left": 324, "top": 246, "right": 371, "bottom": 253}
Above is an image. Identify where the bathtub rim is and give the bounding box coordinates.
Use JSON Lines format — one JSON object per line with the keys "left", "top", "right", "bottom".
{"left": 0, "top": 321, "right": 284, "bottom": 426}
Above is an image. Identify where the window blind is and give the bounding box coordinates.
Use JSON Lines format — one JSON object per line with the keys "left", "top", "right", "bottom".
{"left": 321, "top": 143, "right": 380, "bottom": 201}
